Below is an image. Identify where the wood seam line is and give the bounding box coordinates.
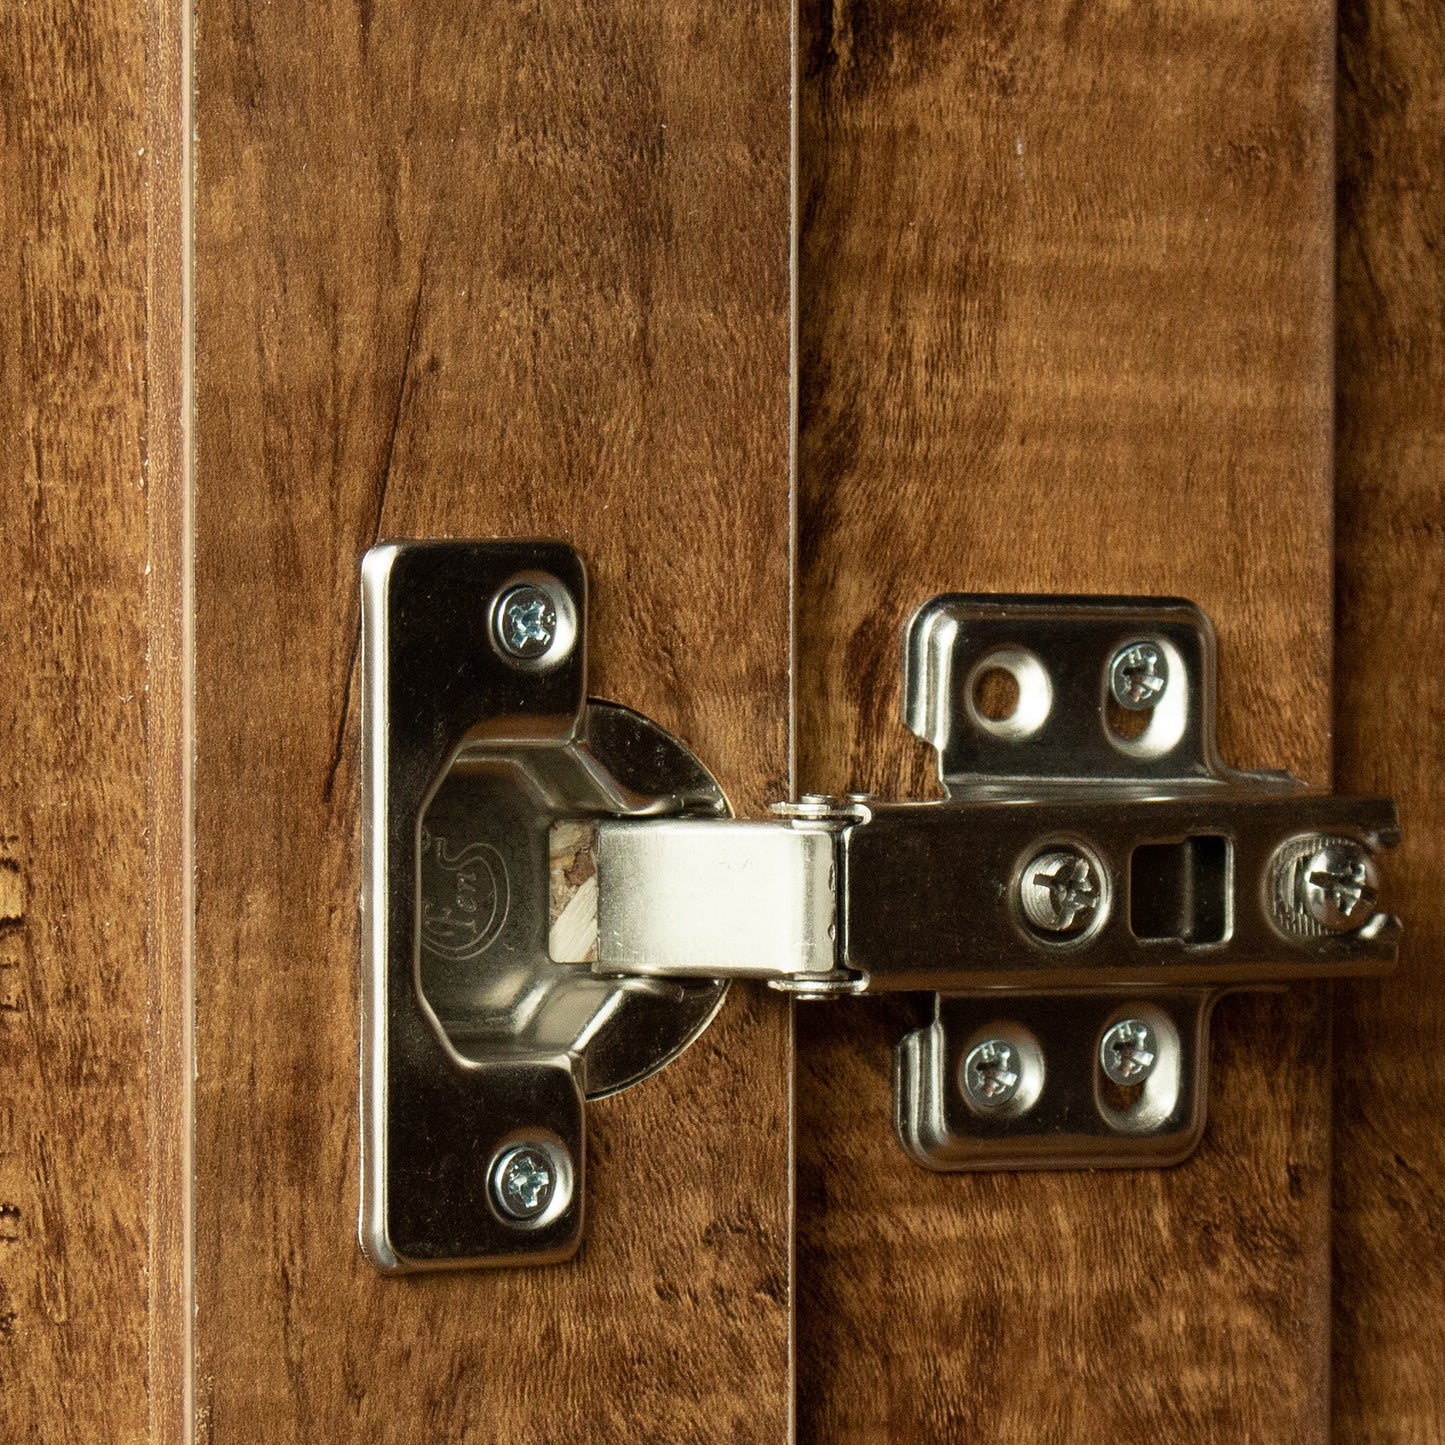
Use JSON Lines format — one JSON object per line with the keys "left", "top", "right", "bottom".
{"left": 145, "top": 0, "right": 196, "bottom": 1436}
{"left": 787, "top": 0, "right": 801, "bottom": 1437}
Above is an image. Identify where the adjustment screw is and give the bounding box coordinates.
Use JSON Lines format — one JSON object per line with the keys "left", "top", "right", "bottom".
{"left": 1109, "top": 641, "right": 1168, "bottom": 711}
{"left": 1020, "top": 848, "right": 1103, "bottom": 935}
{"left": 489, "top": 1143, "right": 558, "bottom": 1222}
{"left": 1300, "top": 841, "right": 1379, "bottom": 932}
{"left": 495, "top": 584, "right": 558, "bottom": 660}
{"left": 962, "top": 1039, "right": 1022, "bottom": 1108}
{"left": 1100, "top": 1018, "right": 1159, "bottom": 1085}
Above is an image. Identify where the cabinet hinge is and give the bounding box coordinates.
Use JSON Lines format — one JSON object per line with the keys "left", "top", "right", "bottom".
{"left": 359, "top": 541, "right": 1399, "bottom": 1271}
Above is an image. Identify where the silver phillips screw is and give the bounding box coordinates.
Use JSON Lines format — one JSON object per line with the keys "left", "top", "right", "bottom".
{"left": 495, "top": 585, "right": 558, "bottom": 660}
{"left": 1109, "top": 642, "right": 1168, "bottom": 711}
{"left": 962, "top": 1039, "right": 1022, "bottom": 1108}
{"left": 1100, "top": 1018, "right": 1159, "bottom": 1085}
{"left": 490, "top": 1144, "right": 558, "bottom": 1222}
{"left": 1300, "top": 841, "right": 1379, "bottom": 932}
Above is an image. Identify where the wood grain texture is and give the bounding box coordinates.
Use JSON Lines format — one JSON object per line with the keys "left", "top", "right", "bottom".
{"left": 794, "top": 1, "right": 1336, "bottom": 1438}
{"left": 1333, "top": 0, "right": 1445, "bottom": 1435}
{"left": 145, "top": 0, "right": 193, "bottom": 1438}
{"left": 193, "top": 1, "right": 792, "bottom": 1438}
{"left": 0, "top": 1, "right": 152, "bottom": 1440}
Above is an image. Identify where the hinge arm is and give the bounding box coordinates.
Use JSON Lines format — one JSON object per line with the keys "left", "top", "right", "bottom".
{"left": 556, "top": 790, "right": 1398, "bottom": 997}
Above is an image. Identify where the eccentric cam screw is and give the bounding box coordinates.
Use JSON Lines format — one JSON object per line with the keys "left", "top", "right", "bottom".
{"left": 1109, "top": 642, "right": 1168, "bottom": 711}
{"left": 1020, "top": 849, "right": 1102, "bottom": 935}
{"left": 1300, "top": 841, "right": 1379, "bottom": 932}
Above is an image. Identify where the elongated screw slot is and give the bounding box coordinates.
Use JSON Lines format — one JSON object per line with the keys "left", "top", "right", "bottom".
{"left": 959, "top": 1028, "right": 1043, "bottom": 1117}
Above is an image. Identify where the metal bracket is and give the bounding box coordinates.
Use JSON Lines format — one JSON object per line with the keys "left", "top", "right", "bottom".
{"left": 361, "top": 542, "right": 1399, "bottom": 1269}
{"left": 360, "top": 542, "right": 731, "bottom": 1272}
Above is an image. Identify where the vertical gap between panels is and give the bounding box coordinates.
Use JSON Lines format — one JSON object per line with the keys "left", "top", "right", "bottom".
{"left": 145, "top": 0, "right": 197, "bottom": 1437}
{"left": 785, "top": 0, "right": 801, "bottom": 1438}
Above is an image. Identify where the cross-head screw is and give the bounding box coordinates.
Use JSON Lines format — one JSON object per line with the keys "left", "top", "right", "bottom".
{"left": 1300, "top": 841, "right": 1379, "bottom": 932}
{"left": 489, "top": 1143, "right": 558, "bottom": 1222}
{"left": 495, "top": 584, "right": 558, "bottom": 660}
{"left": 962, "top": 1038, "right": 1022, "bottom": 1108}
{"left": 1020, "top": 847, "right": 1104, "bottom": 936}
{"left": 1100, "top": 1018, "right": 1159, "bottom": 1086}
{"left": 1109, "top": 641, "right": 1168, "bottom": 711}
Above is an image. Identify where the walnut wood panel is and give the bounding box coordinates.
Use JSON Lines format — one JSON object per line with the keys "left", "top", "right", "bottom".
{"left": 1334, "top": 0, "right": 1445, "bottom": 1434}
{"left": 0, "top": 1, "right": 152, "bottom": 1440}
{"left": 193, "top": 2, "right": 792, "bottom": 1438}
{"left": 795, "top": 1, "right": 1335, "bottom": 1438}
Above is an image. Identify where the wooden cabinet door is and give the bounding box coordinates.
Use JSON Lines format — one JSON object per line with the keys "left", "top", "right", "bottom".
{"left": 2, "top": 0, "right": 1441, "bottom": 1441}
{"left": 792, "top": 4, "right": 1442, "bottom": 1438}
{"left": 795, "top": 3, "right": 1339, "bottom": 1436}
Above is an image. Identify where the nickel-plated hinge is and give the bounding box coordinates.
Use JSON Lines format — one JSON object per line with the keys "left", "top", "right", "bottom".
{"left": 359, "top": 541, "right": 1399, "bottom": 1271}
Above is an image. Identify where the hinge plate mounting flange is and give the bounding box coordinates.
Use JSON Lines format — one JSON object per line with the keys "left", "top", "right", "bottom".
{"left": 884, "top": 593, "right": 1397, "bottom": 1170}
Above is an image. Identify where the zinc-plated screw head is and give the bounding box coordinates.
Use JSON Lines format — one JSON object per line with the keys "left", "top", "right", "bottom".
{"left": 1301, "top": 842, "right": 1379, "bottom": 932}
{"left": 1100, "top": 1018, "right": 1158, "bottom": 1086}
{"left": 1020, "top": 848, "right": 1103, "bottom": 935}
{"left": 495, "top": 585, "right": 558, "bottom": 660}
{"left": 490, "top": 1144, "right": 557, "bottom": 1222}
{"left": 1109, "top": 642, "right": 1168, "bottom": 711}
{"left": 962, "top": 1039, "right": 1022, "bottom": 1108}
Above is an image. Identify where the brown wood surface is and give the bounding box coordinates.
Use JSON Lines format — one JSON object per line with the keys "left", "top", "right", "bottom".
{"left": 145, "top": 0, "right": 193, "bottom": 1438}
{"left": 0, "top": 1, "right": 153, "bottom": 1440}
{"left": 4, "top": 0, "right": 1436, "bottom": 1432}
{"left": 192, "top": 1, "right": 793, "bottom": 1438}
{"left": 794, "top": 1, "right": 1337, "bottom": 1438}
{"left": 1334, "top": 0, "right": 1445, "bottom": 1435}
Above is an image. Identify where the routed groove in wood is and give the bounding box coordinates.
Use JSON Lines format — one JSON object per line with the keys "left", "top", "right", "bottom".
{"left": 794, "top": 0, "right": 1336, "bottom": 1438}
{"left": 193, "top": 1, "right": 793, "bottom": 1438}
{"left": 1333, "top": 0, "right": 1445, "bottom": 1434}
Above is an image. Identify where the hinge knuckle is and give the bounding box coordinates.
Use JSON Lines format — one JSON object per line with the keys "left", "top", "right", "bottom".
{"left": 558, "top": 817, "right": 841, "bottom": 982}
